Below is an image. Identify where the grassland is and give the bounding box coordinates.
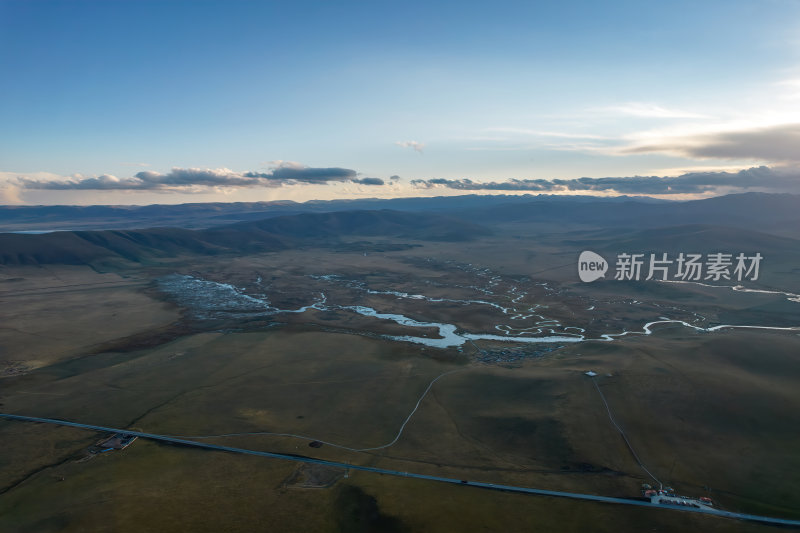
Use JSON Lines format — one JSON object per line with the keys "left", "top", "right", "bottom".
{"left": 0, "top": 265, "right": 180, "bottom": 372}
{"left": 1, "top": 233, "right": 798, "bottom": 532}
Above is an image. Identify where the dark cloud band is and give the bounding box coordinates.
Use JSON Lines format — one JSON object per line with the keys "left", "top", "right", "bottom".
{"left": 352, "top": 177, "right": 385, "bottom": 185}
{"left": 243, "top": 167, "right": 357, "bottom": 183}
{"left": 411, "top": 166, "right": 800, "bottom": 195}
{"left": 18, "top": 165, "right": 368, "bottom": 191}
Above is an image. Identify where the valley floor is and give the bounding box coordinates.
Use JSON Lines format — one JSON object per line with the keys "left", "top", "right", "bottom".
{"left": 1, "top": 239, "right": 799, "bottom": 532}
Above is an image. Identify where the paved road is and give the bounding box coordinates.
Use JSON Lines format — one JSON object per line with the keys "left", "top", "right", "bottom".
{"left": 2, "top": 413, "right": 799, "bottom": 527}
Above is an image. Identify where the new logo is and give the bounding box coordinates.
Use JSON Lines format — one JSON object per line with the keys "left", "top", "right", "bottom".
{"left": 578, "top": 251, "right": 608, "bottom": 282}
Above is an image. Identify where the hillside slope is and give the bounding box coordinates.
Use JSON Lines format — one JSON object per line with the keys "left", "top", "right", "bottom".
{"left": 0, "top": 209, "right": 489, "bottom": 265}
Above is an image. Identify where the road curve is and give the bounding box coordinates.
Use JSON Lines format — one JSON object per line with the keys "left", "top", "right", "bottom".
{"left": 1, "top": 413, "right": 798, "bottom": 528}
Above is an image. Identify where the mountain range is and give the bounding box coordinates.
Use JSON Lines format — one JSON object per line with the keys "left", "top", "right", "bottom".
{"left": 1, "top": 193, "right": 798, "bottom": 266}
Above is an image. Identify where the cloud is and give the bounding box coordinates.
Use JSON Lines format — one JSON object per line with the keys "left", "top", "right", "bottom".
{"left": 621, "top": 123, "right": 800, "bottom": 163}
{"left": 0, "top": 183, "right": 22, "bottom": 204}
{"left": 20, "top": 174, "right": 151, "bottom": 190}
{"left": 411, "top": 177, "right": 556, "bottom": 192}
{"left": 411, "top": 166, "right": 800, "bottom": 195}
{"left": 19, "top": 169, "right": 263, "bottom": 190}
{"left": 775, "top": 78, "right": 800, "bottom": 101}
{"left": 395, "top": 140, "right": 424, "bottom": 153}
{"left": 389, "top": 175, "right": 401, "bottom": 181}
{"left": 600, "top": 103, "right": 709, "bottom": 119}
{"left": 352, "top": 177, "right": 385, "bottom": 185}
{"left": 244, "top": 164, "right": 357, "bottom": 183}
{"left": 136, "top": 168, "right": 267, "bottom": 188}
{"left": 483, "top": 127, "right": 609, "bottom": 140}
{"left": 16, "top": 162, "right": 368, "bottom": 191}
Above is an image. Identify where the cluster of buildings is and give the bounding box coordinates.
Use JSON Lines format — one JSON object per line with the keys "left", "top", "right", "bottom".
{"left": 642, "top": 485, "right": 714, "bottom": 509}
{"left": 93, "top": 433, "right": 137, "bottom": 454}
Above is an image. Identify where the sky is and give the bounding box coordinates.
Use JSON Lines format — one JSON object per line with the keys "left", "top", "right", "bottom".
{"left": 2, "top": 0, "right": 800, "bottom": 205}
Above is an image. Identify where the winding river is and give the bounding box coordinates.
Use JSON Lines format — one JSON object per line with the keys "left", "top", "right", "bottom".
{"left": 158, "top": 274, "right": 800, "bottom": 349}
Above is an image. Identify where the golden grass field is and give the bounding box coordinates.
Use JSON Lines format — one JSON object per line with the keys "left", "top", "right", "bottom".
{"left": 1, "top": 238, "right": 799, "bottom": 532}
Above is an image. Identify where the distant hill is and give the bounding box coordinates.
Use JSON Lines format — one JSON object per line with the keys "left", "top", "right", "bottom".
{"left": 0, "top": 227, "right": 236, "bottom": 266}
{"left": 2, "top": 193, "right": 797, "bottom": 235}
{"left": 2, "top": 193, "right": 799, "bottom": 266}
{"left": 463, "top": 192, "right": 800, "bottom": 236}
{"left": 583, "top": 224, "right": 800, "bottom": 255}
{"left": 217, "top": 210, "right": 488, "bottom": 242}
{"left": 0, "top": 202, "right": 305, "bottom": 232}
{"left": 0, "top": 193, "right": 668, "bottom": 232}
{"left": 0, "top": 209, "right": 489, "bottom": 266}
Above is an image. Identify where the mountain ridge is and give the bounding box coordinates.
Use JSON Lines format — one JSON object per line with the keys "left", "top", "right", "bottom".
{"left": 0, "top": 209, "right": 488, "bottom": 266}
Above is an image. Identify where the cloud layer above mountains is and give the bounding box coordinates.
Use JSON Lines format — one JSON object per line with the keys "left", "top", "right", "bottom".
{"left": 18, "top": 163, "right": 373, "bottom": 191}
{"left": 10, "top": 163, "right": 800, "bottom": 198}
{"left": 411, "top": 166, "right": 800, "bottom": 195}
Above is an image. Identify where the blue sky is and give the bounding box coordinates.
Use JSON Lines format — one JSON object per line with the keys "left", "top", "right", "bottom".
{"left": 2, "top": 0, "right": 800, "bottom": 204}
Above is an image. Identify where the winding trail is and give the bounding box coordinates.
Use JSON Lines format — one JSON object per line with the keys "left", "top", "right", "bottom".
{"left": 591, "top": 377, "right": 661, "bottom": 487}
{"left": 357, "top": 368, "right": 463, "bottom": 451}
{"left": 1, "top": 413, "right": 799, "bottom": 527}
